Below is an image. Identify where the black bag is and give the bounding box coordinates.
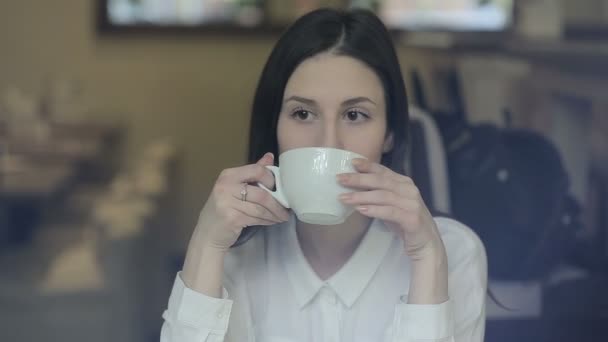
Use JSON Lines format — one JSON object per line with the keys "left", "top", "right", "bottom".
{"left": 408, "top": 68, "right": 584, "bottom": 280}
{"left": 437, "top": 117, "right": 583, "bottom": 280}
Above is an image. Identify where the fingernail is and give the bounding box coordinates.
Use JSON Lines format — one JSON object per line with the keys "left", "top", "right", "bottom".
{"left": 339, "top": 194, "right": 351, "bottom": 201}
{"left": 336, "top": 174, "right": 348, "bottom": 183}
{"left": 357, "top": 206, "right": 368, "bottom": 212}
{"left": 352, "top": 158, "right": 363, "bottom": 166}
{"left": 265, "top": 152, "right": 274, "bottom": 160}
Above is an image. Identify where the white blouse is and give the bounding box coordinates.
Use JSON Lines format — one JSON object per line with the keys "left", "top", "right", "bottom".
{"left": 160, "top": 216, "right": 487, "bottom": 342}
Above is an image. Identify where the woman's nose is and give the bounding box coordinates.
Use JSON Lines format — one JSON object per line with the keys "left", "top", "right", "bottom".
{"left": 319, "top": 122, "right": 344, "bottom": 150}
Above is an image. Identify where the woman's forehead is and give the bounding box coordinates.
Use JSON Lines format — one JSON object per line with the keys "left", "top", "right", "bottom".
{"left": 283, "top": 53, "right": 385, "bottom": 105}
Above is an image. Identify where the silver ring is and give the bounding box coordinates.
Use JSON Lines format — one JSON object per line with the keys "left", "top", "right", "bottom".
{"left": 240, "top": 184, "right": 248, "bottom": 202}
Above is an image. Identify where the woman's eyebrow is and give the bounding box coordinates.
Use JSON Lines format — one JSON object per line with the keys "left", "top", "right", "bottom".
{"left": 283, "top": 96, "right": 317, "bottom": 106}
{"left": 283, "top": 96, "right": 377, "bottom": 107}
{"left": 342, "top": 97, "right": 377, "bottom": 106}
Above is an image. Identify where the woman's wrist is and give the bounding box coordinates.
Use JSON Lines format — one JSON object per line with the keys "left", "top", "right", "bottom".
{"left": 407, "top": 246, "right": 449, "bottom": 305}
{"left": 181, "top": 237, "right": 228, "bottom": 298}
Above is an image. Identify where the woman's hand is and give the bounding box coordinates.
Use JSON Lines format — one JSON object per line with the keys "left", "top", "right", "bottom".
{"left": 195, "top": 152, "right": 291, "bottom": 253}
{"left": 182, "top": 152, "right": 290, "bottom": 296}
{"left": 337, "top": 158, "right": 448, "bottom": 304}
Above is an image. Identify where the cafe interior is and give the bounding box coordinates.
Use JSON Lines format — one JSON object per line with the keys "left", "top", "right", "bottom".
{"left": 0, "top": 0, "right": 607, "bottom": 341}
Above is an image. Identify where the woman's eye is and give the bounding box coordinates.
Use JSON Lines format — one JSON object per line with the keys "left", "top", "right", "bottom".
{"left": 344, "top": 110, "right": 369, "bottom": 122}
{"left": 291, "top": 109, "right": 313, "bottom": 121}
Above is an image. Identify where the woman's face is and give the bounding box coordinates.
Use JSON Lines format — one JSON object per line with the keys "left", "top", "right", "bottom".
{"left": 277, "top": 53, "right": 392, "bottom": 162}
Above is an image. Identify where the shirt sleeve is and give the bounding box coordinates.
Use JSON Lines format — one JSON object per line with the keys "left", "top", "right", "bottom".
{"left": 160, "top": 272, "right": 233, "bottom": 342}
{"left": 391, "top": 300, "right": 455, "bottom": 341}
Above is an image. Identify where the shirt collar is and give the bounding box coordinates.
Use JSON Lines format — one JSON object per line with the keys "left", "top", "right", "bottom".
{"left": 280, "top": 214, "right": 395, "bottom": 309}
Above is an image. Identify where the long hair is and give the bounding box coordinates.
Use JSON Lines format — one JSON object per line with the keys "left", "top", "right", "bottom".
{"left": 234, "top": 8, "right": 409, "bottom": 247}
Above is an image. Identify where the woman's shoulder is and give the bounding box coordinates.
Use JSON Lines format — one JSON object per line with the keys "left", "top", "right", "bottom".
{"left": 433, "top": 216, "right": 487, "bottom": 272}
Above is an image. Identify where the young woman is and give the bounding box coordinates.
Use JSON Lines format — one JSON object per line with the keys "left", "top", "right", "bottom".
{"left": 161, "top": 8, "right": 486, "bottom": 342}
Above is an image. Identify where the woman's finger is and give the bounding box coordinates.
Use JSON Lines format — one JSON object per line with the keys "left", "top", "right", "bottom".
{"left": 230, "top": 209, "right": 279, "bottom": 228}
{"left": 231, "top": 185, "right": 290, "bottom": 222}
{"left": 337, "top": 172, "right": 387, "bottom": 190}
{"left": 232, "top": 198, "right": 282, "bottom": 225}
{"left": 219, "top": 153, "right": 276, "bottom": 189}
{"left": 354, "top": 204, "right": 407, "bottom": 225}
{"left": 254, "top": 152, "right": 277, "bottom": 190}
{"left": 337, "top": 173, "right": 418, "bottom": 199}
{"left": 351, "top": 158, "right": 389, "bottom": 175}
{"left": 356, "top": 204, "right": 429, "bottom": 235}
{"left": 339, "top": 190, "right": 420, "bottom": 211}
{"left": 351, "top": 158, "right": 413, "bottom": 184}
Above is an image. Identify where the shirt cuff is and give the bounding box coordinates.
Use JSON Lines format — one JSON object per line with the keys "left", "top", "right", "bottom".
{"left": 167, "top": 271, "right": 233, "bottom": 332}
{"left": 393, "top": 299, "right": 454, "bottom": 340}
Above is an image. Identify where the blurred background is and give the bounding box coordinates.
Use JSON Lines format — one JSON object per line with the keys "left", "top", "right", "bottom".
{"left": 0, "top": 0, "right": 606, "bottom": 341}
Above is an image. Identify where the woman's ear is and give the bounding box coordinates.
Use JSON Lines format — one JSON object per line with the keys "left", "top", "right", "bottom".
{"left": 383, "top": 132, "right": 394, "bottom": 153}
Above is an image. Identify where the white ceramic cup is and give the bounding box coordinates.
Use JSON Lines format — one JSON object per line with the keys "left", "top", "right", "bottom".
{"left": 259, "top": 147, "right": 366, "bottom": 225}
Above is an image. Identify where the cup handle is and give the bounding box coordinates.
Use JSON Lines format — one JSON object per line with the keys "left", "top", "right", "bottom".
{"left": 257, "top": 165, "right": 290, "bottom": 209}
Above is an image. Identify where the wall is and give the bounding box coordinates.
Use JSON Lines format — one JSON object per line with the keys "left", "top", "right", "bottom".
{"left": 0, "top": 1, "right": 453, "bottom": 248}
{"left": 560, "top": 0, "right": 608, "bottom": 24}
{"left": 0, "top": 0, "right": 278, "bottom": 246}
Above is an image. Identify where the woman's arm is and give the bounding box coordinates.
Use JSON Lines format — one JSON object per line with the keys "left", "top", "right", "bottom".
{"left": 160, "top": 153, "right": 288, "bottom": 342}
{"left": 338, "top": 160, "right": 487, "bottom": 341}
{"left": 408, "top": 243, "right": 449, "bottom": 304}
{"left": 383, "top": 219, "right": 487, "bottom": 342}
{"left": 182, "top": 233, "right": 228, "bottom": 298}
{"left": 158, "top": 239, "right": 232, "bottom": 342}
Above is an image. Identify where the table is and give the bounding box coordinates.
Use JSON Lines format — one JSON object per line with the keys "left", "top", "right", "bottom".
{"left": 0, "top": 121, "right": 125, "bottom": 247}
